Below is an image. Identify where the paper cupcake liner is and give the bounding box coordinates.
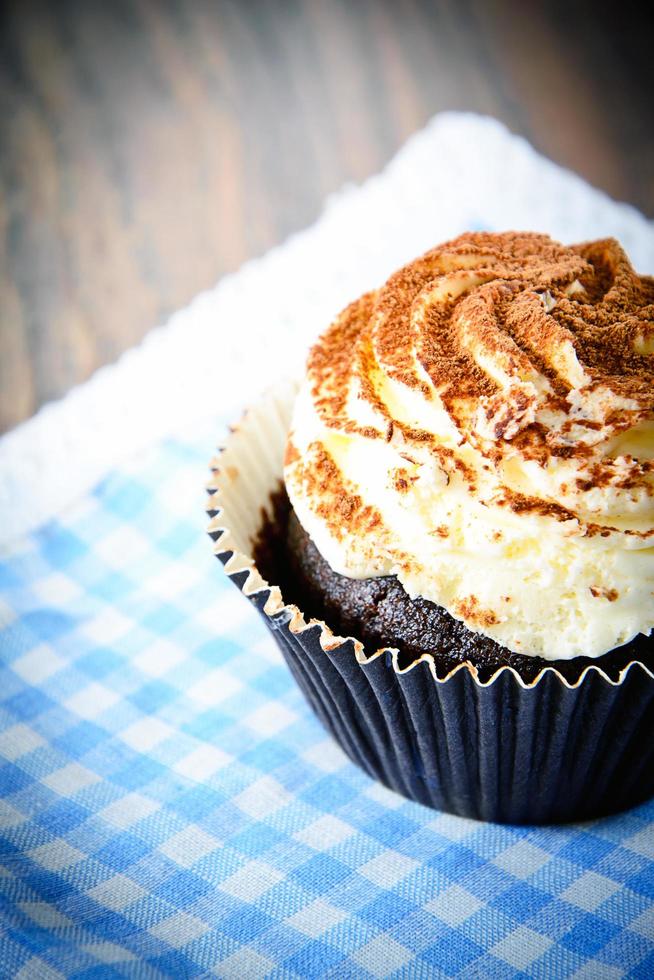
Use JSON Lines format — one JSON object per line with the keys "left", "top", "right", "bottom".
{"left": 207, "top": 382, "right": 654, "bottom": 824}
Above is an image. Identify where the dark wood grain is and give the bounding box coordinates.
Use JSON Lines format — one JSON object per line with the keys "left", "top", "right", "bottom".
{"left": 1, "top": 0, "right": 652, "bottom": 431}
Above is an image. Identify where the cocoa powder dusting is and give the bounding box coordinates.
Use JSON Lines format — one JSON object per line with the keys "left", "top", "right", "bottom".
{"left": 291, "top": 231, "right": 653, "bottom": 528}
{"left": 294, "top": 442, "right": 386, "bottom": 542}
{"left": 590, "top": 586, "right": 619, "bottom": 601}
{"left": 453, "top": 595, "right": 500, "bottom": 628}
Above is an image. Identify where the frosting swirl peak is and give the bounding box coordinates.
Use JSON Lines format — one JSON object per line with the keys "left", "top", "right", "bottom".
{"left": 285, "top": 232, "right": 654, "bottom": 659}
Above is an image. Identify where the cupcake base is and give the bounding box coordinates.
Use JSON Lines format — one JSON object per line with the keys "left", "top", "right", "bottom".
{"left": 248, "top": 580, "right": 654, "bottom": 822}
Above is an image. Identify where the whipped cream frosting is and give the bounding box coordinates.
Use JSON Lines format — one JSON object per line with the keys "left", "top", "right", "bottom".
{"left": 284, "top": 232, "right": 654, "bottom": 660}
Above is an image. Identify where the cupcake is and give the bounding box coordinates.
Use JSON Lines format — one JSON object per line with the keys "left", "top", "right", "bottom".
{"left": 208, "top": 232, "right": 654, "bottom": 824}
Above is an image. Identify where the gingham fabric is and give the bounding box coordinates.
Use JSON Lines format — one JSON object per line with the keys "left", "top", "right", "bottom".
{"left": 2, "top": 430, "right": 654, "bottom": 979}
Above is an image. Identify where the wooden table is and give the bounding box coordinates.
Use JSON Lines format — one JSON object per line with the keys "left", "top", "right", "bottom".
{"left": 1, "top": 0, "right": 652, "bottom": 432}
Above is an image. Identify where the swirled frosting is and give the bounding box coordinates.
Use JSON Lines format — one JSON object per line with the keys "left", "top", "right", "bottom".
{"left": 284, "top": 232, "right": 654, "bottom": 659}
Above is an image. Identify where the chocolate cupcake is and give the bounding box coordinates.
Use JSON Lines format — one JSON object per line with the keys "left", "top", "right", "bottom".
{"left": 208, "top": 232, "right": 654, "bottom": 824}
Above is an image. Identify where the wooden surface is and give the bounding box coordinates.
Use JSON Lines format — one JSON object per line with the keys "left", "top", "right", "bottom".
{"left": 1, "top": 0, "right": 652, "bottom": 432}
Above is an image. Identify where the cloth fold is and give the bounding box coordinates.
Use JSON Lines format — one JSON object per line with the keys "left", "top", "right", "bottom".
{"left": 1, "top": 113, "right": 653, "bottom": 978}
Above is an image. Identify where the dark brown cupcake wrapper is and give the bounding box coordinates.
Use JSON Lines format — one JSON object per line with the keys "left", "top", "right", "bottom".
{"left": 207, "top": 383, "right": 654, "bottom": 824}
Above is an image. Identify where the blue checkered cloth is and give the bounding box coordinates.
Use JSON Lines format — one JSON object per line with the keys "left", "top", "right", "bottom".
{"left": 1, "top": 431, "right": 654, "bottom": 979}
